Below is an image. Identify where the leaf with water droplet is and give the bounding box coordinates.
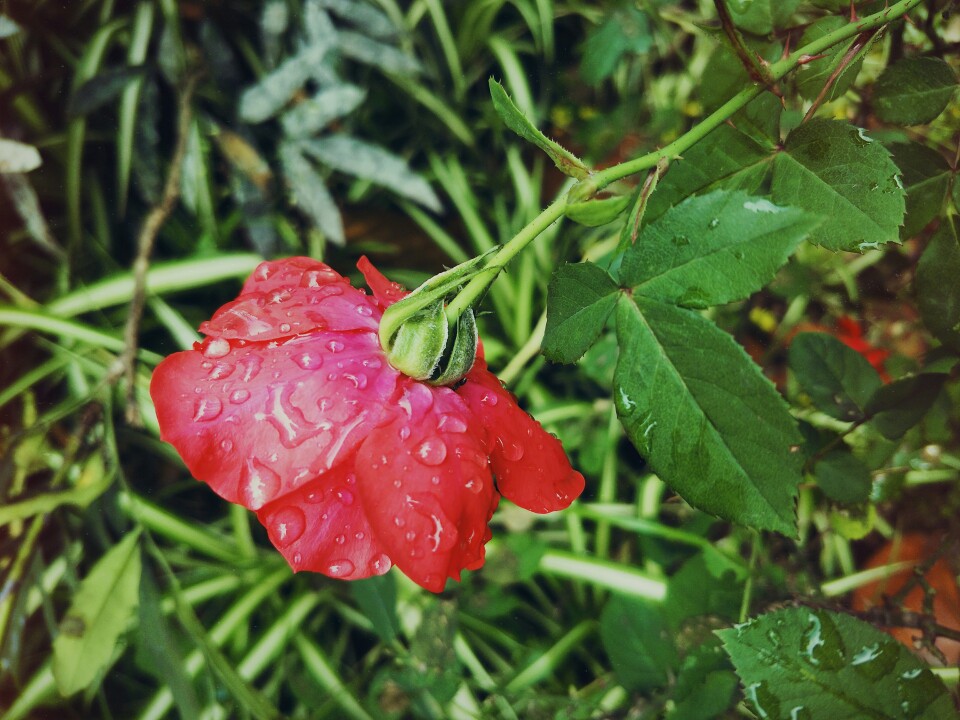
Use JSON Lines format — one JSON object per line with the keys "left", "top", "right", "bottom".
{"left": 718, "top": 607, "right": 956, "bottom": 720}
{"left": 543, "top": 261, "right": 619, "bottom": 364}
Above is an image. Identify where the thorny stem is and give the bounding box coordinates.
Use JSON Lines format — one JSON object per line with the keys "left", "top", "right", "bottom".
{"left": 110, "top": 71, "right": 201, "bottom": 425}
{"left": 444, "top": 0, "right": 925, "bottom": 323}
{"left": 713, "top": 0, "right": 775, "bottom": 86}
{"left": 802, "top": 28, "right": 878, "bottom": 122}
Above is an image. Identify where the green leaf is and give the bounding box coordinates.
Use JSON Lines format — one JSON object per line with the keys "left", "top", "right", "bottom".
{"left": 623, "top": 191, "right": 818, "bottom": 308}
{"left": 874, "top": 57, "right": 958, "bottom": 126}
{"left": 772, "top": 120, "right": 905, "bottom": 252}
{"left": 239, "top": 41, "right": 331, "bottom": 123}
{"left": 278, "top": 141, "right": 345, "bottom": 244}
{"left": 580, "top": 5, "right": 651, "bottom": 84}
{"left": 489, "top": 78, "right": 590, "bottom": 179}
{"left": 600, "top": 595, "right": 677, "bottom": 691}
{"left": 615, "top": 295, "right": 802, "bottom": 534}
{"left": 665, "top": 553, "right": 746, "bottom": 626}
{"left": 544, "top": 263, "right": 619, "bottom": 363}
{"left": 53, "top": 532, "right": 143, "bottom": 695}
{"left": 350, "top": 574, "right": 398, "bottom": 643}
{"left": 666, "top": 644, "right": 738, "bottom": 720}
{"left": 565, "top": 194, "right": 629, "bottom": 226}
{"left": 645, "top": 126, "right": 774, "bottom": 224}
{"left": 67, "top": 64, "right": 149, "bottom": 118}
{"left": 280, "top": 84, "right": 366, "bottom": 137}
{"left": 301, "top": 134, "right": 441, "bottom": 212}
{"left": 724, "top": 0, "right": 800, "bottom": 35}
{"left": 866, "top": 372, "right": 947, "bottom": 440}
{"left": 795, "top": 17, "right": 871, "bottom": 102}
{"left": 789, "top": 332, "right": 882, "bottom": 422}
{"left": 916, "top": 217, "right": 960, "bottom": 352}
{"left": 889, "top": 142, "right": 952, "bottom": 238}
{"left": 814, "top": 451, "right": 871, "bottom": 504}
{"left": 718, "top": 607, "right": 957, "bottom": 720}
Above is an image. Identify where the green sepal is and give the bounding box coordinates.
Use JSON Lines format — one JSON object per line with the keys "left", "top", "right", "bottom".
{"left": 430, "top": 309, "right": 479, "bottom": 386}
{"left": 387, "top": 300, "right": 448, "bottom": 380}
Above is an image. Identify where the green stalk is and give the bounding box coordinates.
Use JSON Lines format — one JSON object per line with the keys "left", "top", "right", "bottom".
{"left": 445, "top": 0, "right": 924, "bottom": 320}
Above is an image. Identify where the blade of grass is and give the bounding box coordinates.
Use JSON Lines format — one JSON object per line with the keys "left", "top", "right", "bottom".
{"left": 505, "top": 620, "right": 596, "bottom": 692}
{"left": 294, "top": 635, "right": 376, "bottom": 720}
{"left": 117, "top": 0, "right": 155, "bottom": 214}
{"left": 538, "top": 550, "right": 667, "bottom": 600}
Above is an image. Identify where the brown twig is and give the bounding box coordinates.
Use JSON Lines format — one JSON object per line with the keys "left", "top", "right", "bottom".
{"left": 110, "top": 71, "right": 201, "bottom": 425}
{"left": 713, "top": 0, "right": 776, "bottom": 88}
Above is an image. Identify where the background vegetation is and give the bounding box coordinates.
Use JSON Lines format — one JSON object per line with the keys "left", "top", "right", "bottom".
{"left": 1, "top": 0, "right": 959, "bottom": 718}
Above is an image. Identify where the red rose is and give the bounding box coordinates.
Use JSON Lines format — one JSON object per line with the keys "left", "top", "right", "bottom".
{"left": 150, "top": 256, "right": 584, "bottom": 592}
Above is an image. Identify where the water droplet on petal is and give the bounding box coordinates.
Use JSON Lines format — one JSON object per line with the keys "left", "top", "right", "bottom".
{"left": 237, "top": 355, "right": 263, "bottom": 382}
{"left": 220, "top": 439, "right": 234, "bottom": 452}
{"left": 193, "top": 396, "right": 223, "bottom": 422}
{"left": 480, "top": 392, "right": 498, "bottom": 406}
{"left": 326, "top": 339, "right": 344, "bottom": 353}
{"left": 362, "top": 358, "right": 382, "bottom": 369}
{"left": 369, "top": 554, "right": 391, "bottom": 573}
{"left": 203, "top": 338, "right": 231, "bottom": 358}
{"left": 354, "top": 531, "right": 364, "bottom": 540}
{"left": 305, "top": 490, "right": 324, "bottom": 503}
{"left": 335, "top": 534, "right": 346, "bottom": 545}
{"left": 279, "top": 322, "right": 291, "bottom": 333}
{"left": 239, "top": 458, "right": 281, "bottom": 510}
{"left": 405, "top": 531, "right": 416, "bottom": 541}
{"left": 431, "top": 475, "right": 440, "bottom": 485}
{"left": 437, "top": 415, "right": 468, "bottom": 433}
{"left": 464, "top": 476, "right": 482, "bottom": 494}
{"left": 230, "top": 389, "right": 251, "bottom": 404}
{"left": 336, "top": 489, "right": 354, "bottom": 505}
{"left": 415, "top": 438, "right": 447, "bottom": 466}
{"left": 270, "top": 507, "right": 306, "bottom": 547}
{"left": 292, "top": 552, "right": 302, "bottom": 565}
{"left": 327, "top": 559, "right": 355, "bottom": 577}
{"left": 499, "top": 439, "right": 524, "bottom": 462}
{"left": 355, "top": 304, "right": 373, "bottom": 317}
{"left": 344, "top": 373, "right": 367, "bottom": 389}
{"left": 398, "top": 426, "right": 411, "bottom": 441}
{"left": 393, "top": 516, "right": 406, "bottom": 528}
{"left": 208, "top": 361, "right": 235, "bottom": 380}
{"left": 293, "top": 352, "right": 321, "bottom": 370}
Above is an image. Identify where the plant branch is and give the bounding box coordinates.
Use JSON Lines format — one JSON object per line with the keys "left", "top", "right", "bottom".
{"left": 713, "top": 0, "right": 775, "bottom": 86}
{"left": 803, "top": 29, "right": 878, "bottom": 122}
{"left": 109, "top": 71, "right": 201, "bottom": 425}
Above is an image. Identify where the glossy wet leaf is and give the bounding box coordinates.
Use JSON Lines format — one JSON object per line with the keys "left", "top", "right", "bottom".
{"left": 814, "top": 451, "right": 871, "bottom": 505}
{"left": 771, "top": 120, "right": 905, "bottom": 252}
{"left": 916, "top": 217, "right": 960, "bottom": 353}
{"left": 53, "top": 532, "right": 142, "bottom": 695}
{"left": 789, "top": 332, "right": 882, "bottom": 422}
{"left": 874, "top": 57, "right": 958, "bottom": 126}
{"left": 718, "top": 607, "right": 957, "bottom": 720}
{"left": 645, "top": 126, "right": 774, "bottom": 223}
{"left": 489, "top": 78, "right": 590, "bottom": 179}
{"left": 615, "top": 295, "right": 802, "bottom": 535}
{"left": 543, "top": 262, "right": 619, "bottom": 363}
{"left": 622, "top": 191, "right": 818, "bottom": 308}
{"left": 600, "top": 595, "right": 677, "bottom": 691}
{"left": 888, "top": 142, "right": 952, "bottom": 238}
{"left": 350, "top": 574, "right": 398, "bottom": 643}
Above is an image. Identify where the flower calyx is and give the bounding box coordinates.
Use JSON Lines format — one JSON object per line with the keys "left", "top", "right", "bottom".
{"left": 378, "top": 250, "right": 497, "bottom": 385}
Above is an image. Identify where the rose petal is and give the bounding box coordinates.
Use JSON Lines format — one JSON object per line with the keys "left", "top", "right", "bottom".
{"left": 457, "top": 359, "right": 585, "bottom": 513}
{"left": 357, "top": 256, "right": 409, "bottom": 309}
{"left": 200, "top": 257, "right": 380, "bottom": 342}
{"left": 356, "top": 381, "right": 498, "bottom": 592}
{"left": 150, "top": 330, "right": 400, "bottom": 509}
{"left": 257, "top": 459, "right": 392, "bottom": 581}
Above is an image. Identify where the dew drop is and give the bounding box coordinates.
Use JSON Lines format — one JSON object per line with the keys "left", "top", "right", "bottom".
{"left": 237, "top": 355, "right": 263, "bottom": 382}
{"left": 230, "top": 388, "right": 251, "bottom": 404}
{"left": 369, "top": 554, "right": 391, "bottom": 573}
{"left": 326, "top": 339, "right": 344, "bottom": 353}
{"left": 362, "top": 358, "right": 382, "bottom": 369}
{"left": 480, "top": 392, "right": 498, "bottom": 406}
{"left": 208, "top": 361, "right": 235, "bottom": 380}
{"left": 393, "top": 516, "right": 406, "bottom": 528}
{"left": 500, "top": 440, "right": 524, "bottom": 462}
{"left": 305, "top": 490, "right": 324, "bottom": 504}
{"left": 292, "top": 552, "right": 302, "bottom": 565}
{"left": 219, "top": 439, "right": 234, "bottom": 452}
{"left": 344, "top": 373, "right": 367, "bottom": 389}
{"left": 327, "top": 559, "right": 355, "bottom": 577}
{"left": 355, "top": 304, "right": 373, "bottom": 317}
{"left": 193, "top": 396, "right": 223, "bottom": 422}
{"left": 279, "top": 322, "right": 292, "bottom": 333}
{"left": 431, "top": 475, "right": 440, "bottom": 486}
{"left": 354, "top": 531, "right": 364, "bottom": 540}
{"left": 398, "top": 426, "right": 411, "bottom": 441}
{"left": 203, "top": 338, "right": 231, "bottom": 358}
{"left": 335, "top": 534, "right": 346, "bottom": 545}
{"left": 415, "top": 438, "right": 448, "bottom": 466}
{"left": 437, "top": 415, "right": 468, "bottom": 433}
{"left": 405, "top": 531, "right": 416, "bottom": 542}
{"left": 293, "top": 352, "right": 321, "bottom": 370}
{"left": 239, "top": 458, "right": 281, "bottom": 510}
{"left": 708, "top": 217, "right": 720, "bottom": 229}
{"left": 270, "top": 507, "right": 306, "bottom": 547}
{"left": 336, "top": 488, "right": 354, "bottom": 505}
{"left": 464, "top": 477, "right": 482, "bottom": 493}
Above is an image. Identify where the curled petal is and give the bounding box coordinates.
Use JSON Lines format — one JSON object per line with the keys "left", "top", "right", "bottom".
{"left": 358, "top": 255, "right": 409, "bottom": 309}
{"left": 356, "top": 381, "right": 497, "bottom": 592}
{"left": 457, "top": 360, "right": 585, "bottom": 513}
{"left": 150, "top": 330, "right": 400, "bottom": 509}
{"left": 200, "top": 257, "right": 380, "bottom": 341}
{"left": 257, "top": 460, "right": 392, "bottom": 581}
